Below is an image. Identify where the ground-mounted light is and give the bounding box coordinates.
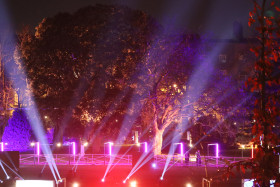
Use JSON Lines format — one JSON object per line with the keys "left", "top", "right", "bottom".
{"left": 101, "top": 178, "right": 105, "bottom": 182}
{"left": 123, "top": 180, "right": 126, "bottom": 184}
{"left": 73, "top": 182, "right": 79, "bottom": 187}
{"left": 136, "top": 143, "right": 140, "bottom": 147}
{"left": 160, "top": 177, "right": 163, "bottom": 180}
{"left": 7, "top": 176, "right": 10, "bottom": 180}
{"left": 130, "top": 181, "right": 137, "bottom": 187}
{"left": 152, "top": 163, "right": 157, "bottom": 168}
{"left": 30, "top": 142, "right": 35, "bottom": 147}
{"left": 56, "top": 143, "right": 62, "bottom": 147}
{"left": 186, "top": 183, "right": 192, "bottom": 187}
{"left": 189, "top": 144, "right": 193, "bottom": 148}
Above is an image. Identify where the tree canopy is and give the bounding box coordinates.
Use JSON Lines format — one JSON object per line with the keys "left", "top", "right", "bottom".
{"left": 17, "top": 4, "right": 250, "bottom": 154}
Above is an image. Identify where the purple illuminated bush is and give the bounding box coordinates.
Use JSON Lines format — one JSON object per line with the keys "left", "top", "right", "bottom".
{"left": 2, "top": 109, "right": 32, "bottom": 152}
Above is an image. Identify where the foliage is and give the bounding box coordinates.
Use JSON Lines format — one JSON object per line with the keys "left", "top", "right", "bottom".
{"left": 134, "top": 34, "right": 248, "bottom": 154}
{"left": 223, "top": 0, "right": 280, "bottom": 186}
{"left": 2, "top": 109, "right": 32, "bottom": 151}
{"left": 18, "top": 4, "right": 251, "bottom": 155}
{"left": 18, "top": 4, "right": 161, "bottom": 140}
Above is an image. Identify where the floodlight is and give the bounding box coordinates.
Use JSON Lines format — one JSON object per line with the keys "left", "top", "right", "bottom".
{"left": 73, "top": 182, "right": 79, "bottom": 187}
{"left": 130, "top": 181, "right": 137, "bottom": 187}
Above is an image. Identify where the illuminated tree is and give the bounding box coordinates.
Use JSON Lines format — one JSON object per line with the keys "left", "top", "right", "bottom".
{"left": 2, "top": 109, "right": 32, "bottom": 151}
{"left": 18, "top": 4, "right": 160, "bottom": 141}
{"left": 0, "top": 32, "right": 29, "bottom": 140}
{"left": 135, "top": 34, "right": 247, "bottom": 155}
{"left": 222, "top": 0, "right": 280, "bottom": 186}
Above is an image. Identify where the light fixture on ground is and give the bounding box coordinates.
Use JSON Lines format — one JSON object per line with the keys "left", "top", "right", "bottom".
{"left": 186, "top": 183, "right": 192, "bottom": 187}
{"left": 130, "top": 181, "right": 137, "bottom": 187}
{"left": 73, "top": 182, "right": 79, "bottom": 187}
{"left": 152, "top": 163, "right": 157, "bottom": 168}
{"left": 101, "top": 178, "right": 105, "bottom": 182}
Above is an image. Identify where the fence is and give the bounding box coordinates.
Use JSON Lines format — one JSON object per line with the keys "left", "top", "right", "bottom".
{"left": 19, "top": 154, "right": 251, "bottom": 167}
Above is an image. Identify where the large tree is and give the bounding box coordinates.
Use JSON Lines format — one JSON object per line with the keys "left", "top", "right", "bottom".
{"left": 134, "top": 34, "right": 248, "bottom": 155}
{"left": 18, "top": 4, "right": 161, "bottom": 141}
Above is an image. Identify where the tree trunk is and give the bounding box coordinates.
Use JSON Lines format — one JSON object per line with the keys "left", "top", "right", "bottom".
{"left": 153, "top": 129, "right": 164, "bottom": 155}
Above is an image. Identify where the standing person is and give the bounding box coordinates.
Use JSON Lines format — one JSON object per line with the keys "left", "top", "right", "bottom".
{"left": 195, "top": 150, "right": 201, "bottom": 166}
{"left": 185, "top": 151, "right": 190, "bottom": 166}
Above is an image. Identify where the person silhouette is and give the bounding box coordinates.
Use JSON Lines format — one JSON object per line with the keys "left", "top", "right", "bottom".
{"left": 195, "top": 150, "right": 201, "bottom": 166}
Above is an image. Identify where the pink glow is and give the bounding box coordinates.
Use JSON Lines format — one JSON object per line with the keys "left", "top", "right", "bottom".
{"left": 72, "top": 142, "right": 76, "bottom": 155}
{"left": 104, "top": 142, "right": 113, "bottom": 155}
{"left": 0, "top": 142, "right": 4, "bottom": 152}
{"left": 216, "top": 143, "right": 219, "bottom": 158}
{"left": 180, "top": 143, "right": 184, "bottom": 156}
{"left": 208, "top": 143, "right": 219, "bottom": 157}
{"left": 109, "top": 142, "right": 113, "bottom": 155}
{"left": 144, "top": 142, "right": 148, "bottom": 153}
{"left": 251, "top": 145, "right": 254, "bottom": 158}
{"left": 36, "top": 142, "right": 40, "bottom": 156}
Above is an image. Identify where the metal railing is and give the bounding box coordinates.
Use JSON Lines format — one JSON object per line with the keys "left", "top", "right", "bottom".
{"left": 20, "top": 154, "right": 132, "bottom": 166}
{"left": 20, "top": 154, "right": 250, "bottom": 166}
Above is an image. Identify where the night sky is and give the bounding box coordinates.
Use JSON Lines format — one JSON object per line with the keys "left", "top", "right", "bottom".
{"left": 4, "top": 0, "right": 254, "bottom": 38}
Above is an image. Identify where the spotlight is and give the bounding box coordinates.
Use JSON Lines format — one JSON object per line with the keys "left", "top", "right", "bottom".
{"left": 44, "top": 116, "right": 48, "bottom": 119}
{"left": 130, "top": 181, "right": 137, "bottom": 187}
{"left": 136, "top": 143, "right": 140, "bottom": 147}
{"left": 152, "top": 163, "right": 157, "bottom": 168}
{"left": 101, "top": 178, "right": 105, "bottom": 182}
{"left": 189, "top": 144, "right": 193, "bottom": 148}
{"left": 160, "top": 177, "right": 163, "bottom": 180}
{"left": 123, "top": 180, "right": 126, "bottom": 184}
{"left": 56, "top": 143, "right": 62, "bottom": 147}
{"left": 73, "top": 182, "right": 79, "bottom": 187}
{"left": 58, "top": 179, "right": 63, "bottom": 183}
{"left": 186, "top": 183, "right": 192, "bottom": 187}
{"left": 83, "top": 142, "right": 88, "bottom": 147}
{"left": 7, "top": 176, "right": 10, "bottom": 180}
{"left": 30, "top": 142, "right": 35, "bottom": 147}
